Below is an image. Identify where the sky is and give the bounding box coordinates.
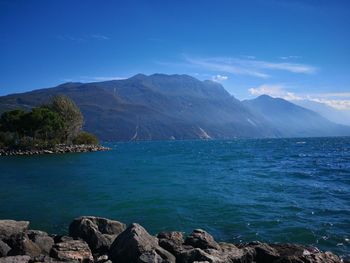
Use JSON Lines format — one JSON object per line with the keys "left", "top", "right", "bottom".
{"left": 1, "top": 0, "right": 350, "bottom": 110}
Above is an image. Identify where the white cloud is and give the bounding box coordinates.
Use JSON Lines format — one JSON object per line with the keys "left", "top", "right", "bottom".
{"left": 56, "top": 34, "right": 110, "bottom": 41}
{"left": 186, "top": 57, "right": 269, "bottom": 78}
{"left": 248, "top": 84, "right": 350, "bottom": 110}
{"left": 184, "top": 56, "right": 316, "bottom": 79}
{"left": 309, "top": 98, "right": 350, "bottom": 110}
{"left": 248, "top": 84, "right": 302, "bottom": 100}
{"left": 279, "top": 55, "right": 301, "bottom": 60}
{"left": 211, "top": 74, "right": 228, "bottom": 82}
{"left": 90, "top": 34, "right": 110, "bottom": 40}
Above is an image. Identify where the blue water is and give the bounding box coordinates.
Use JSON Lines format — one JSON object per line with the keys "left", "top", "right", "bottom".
{"left": 0, "top": 137, "right": 349, "bottom": 257}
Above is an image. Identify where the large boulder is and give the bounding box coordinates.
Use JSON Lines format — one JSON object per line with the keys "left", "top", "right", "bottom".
{"left": 6, "top": 234, "right": 42, "bottom": 258}
{"left": 69, "top": 216, "right": 126, "bottom": 254}
{"left": 0, "top": 239, "right": 11, "bottom": 257}
{"left": 157, "top": 231, "right": 185, "bottom": 257}
{"left": 0, "top": 220, "right": 29, "bottom": 239}
{"left": 269, "top": 243, "right": 342, "bottom": 263}
{"left": 184, "top": 229, "right": 220, "bottom": 250}
{"left": 26, "top": 230, "right": 54, "bottom": 255}
{"left": 0, "top": 256, "right": 31, "bottom": 263}
{"left": 109, "top": 223, "right": 175, "bottom": 263}
{"left": 50, "top": 239, "right": 93, "bottom": 262}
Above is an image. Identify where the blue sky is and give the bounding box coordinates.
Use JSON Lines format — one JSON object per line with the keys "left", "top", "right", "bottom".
{"left": 1, "top": 0, "right": 350, "bottom": 109}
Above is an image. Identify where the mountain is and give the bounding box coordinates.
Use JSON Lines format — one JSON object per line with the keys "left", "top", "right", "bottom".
{"left": 0, "top": 74, "right": 277, "bottom": 140}
{"left": 292, "top": 99, "right": 350, "bottom": 126}
{"left": 1, "top": 74, "right": 349, "bottom": 140}
{"left": 243, "top": 95, "right": 350, "bottom": 137}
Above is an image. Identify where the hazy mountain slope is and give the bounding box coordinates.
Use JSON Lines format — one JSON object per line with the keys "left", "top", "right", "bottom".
{"left": 0, "top": 74, "right": 277, "bottom": 140}
{"left": 243, "top": 95, "right": 350, "bottom": 137}
{"left": 292, "top": 99, "right": 350, "bottom": 126}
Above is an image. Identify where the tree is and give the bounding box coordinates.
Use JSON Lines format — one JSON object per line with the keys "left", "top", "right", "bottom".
{"left": 27, "top": 107, "right": 65, "bottom": 142}
{"left": 73, "top": 131, "right": 99, "bottom": 145}
{"left": 49, "top": 95, "right": 83, "bottom": 144}
{"left": 0, "top": 109, "right": 26, "bottom": 134}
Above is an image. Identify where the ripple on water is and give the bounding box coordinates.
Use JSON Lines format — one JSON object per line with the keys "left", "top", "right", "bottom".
{"left": 0, "top": 137, "right": 349, "bottom": 257}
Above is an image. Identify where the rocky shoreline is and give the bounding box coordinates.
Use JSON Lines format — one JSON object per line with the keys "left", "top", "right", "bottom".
{"left": 0, "top": 217, "right": 346, "bottom": 263}
{"left": 0, "top": 145, "right": 110, "bottom": 156}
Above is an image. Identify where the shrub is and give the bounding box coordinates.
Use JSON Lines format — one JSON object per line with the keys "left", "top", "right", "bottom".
{"left": 73, "top": 131, "right": 99, "bottom": 145}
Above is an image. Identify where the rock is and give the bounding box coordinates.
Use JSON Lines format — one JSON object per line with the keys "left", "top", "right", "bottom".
{"left": 235, "top": 241, "right": 280, "bottom": 262}
{"left": 109, "top": 223, "right": 175, "bottom": 263}
{"left": 69, "top": 216, "right": 126, "bottom": 254}
{"left": 0, "top": 220, "right": 29, "bottom": 239}
{"left": 27, "top": 230, "right": 54, "bottom": 255}
{"left": 177, "top": 248, "right": 223, "bottom": 263}
{"left": 184, "top": 229, "right": 220, "bottom": 250}
{"left": 52, "top": 235, "right": 73, "bottom": 244}
{"left": 0, "top": 239, "right": 11, "bottom": 257}
{"left": 6, "top": 234, "right": 42, "bottom": 257}
{"left": 270, "top": 243, "right": 342, "bottom": 263}
{"left": 0, "top": 256, "right": 31, "bottom": 263}
{"left": 50, "top": 240, "right": 93, "bottom": 262}
{"left": 218, "top": 242, "right": 249, "bottom": 262}
{"left": 95, "top": 254, "right": 109, "bottom": 263}
{"left": 157, "top": 231, "right": 185, "bottom": 256}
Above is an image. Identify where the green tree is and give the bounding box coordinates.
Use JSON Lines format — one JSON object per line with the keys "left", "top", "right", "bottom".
{"left": 49, "top": 95, "right": 83, "bottom": 143}
{"left": 73, "top": 131, "right": 99, "bottom": 145}
{"left": 0, "top": 109, "right": 26, "bottom": 134}
{"left": 27, "top": 107, "right": 65, "bottom": 142}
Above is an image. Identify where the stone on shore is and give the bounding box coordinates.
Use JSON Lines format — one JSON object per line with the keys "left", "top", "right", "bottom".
{"left": 69, "top": 216, "right": 126, "bottom": 254}
{"left": 109, "top": 223, "right": 175, "bottom": 263}
{"left": 0, "top": 240, "right": 11, "bottom": 257}
{"left": 26, "top": 230, "right": 54, "bottom": 255}
{"left": 0, "top": 220, "right": 29, "bottom": 239}
{"left": 50, "top": 239, "right": 93, "bottom": 262}
{"left": 0, "top": 218, "right": 346, "bottom": 263}
{"left": 0, "top": 256, "right": 31, "bottom": 263}
{"left": 184, "top": 229, "right": 220, "bottom": 250}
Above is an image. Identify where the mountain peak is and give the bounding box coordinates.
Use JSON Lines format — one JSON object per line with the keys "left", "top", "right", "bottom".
{"left": 130, "top": 73, "right": 148, "bottom": 79}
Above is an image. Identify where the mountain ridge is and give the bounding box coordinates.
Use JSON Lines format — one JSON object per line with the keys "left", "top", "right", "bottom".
{"left": 0, "top": 74, "right": 349, "bottom": 140}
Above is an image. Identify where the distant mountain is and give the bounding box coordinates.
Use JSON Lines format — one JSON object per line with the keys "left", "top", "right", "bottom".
{"left": 243, "top": 95, "right": 350, "bottom": 137}
{"left": 292, "top": 99, "right": 350, "bottom": 126}
{"left": 1, "top": 75, "right": 349, "bottom": 140}
{"left": 0, "top": 74, "right": 277, "bottom": 140}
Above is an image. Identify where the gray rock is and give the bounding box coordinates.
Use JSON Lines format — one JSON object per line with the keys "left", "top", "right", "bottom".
{"left": 184, "top": 229, "right": 220, "bottom": 250}
{"left": 270, "top": 243, "right": 342, "bottom": 263}
{"left": 52, "top": 235, "right": 73, "bottom": 244}
{"left": 27, "top": 230, "right": 54, "bottom": 255}
{"left": 6, "top": 234, "right": 42, "bottom": 257}
{"left": 0, "top": 256, "right": 31, "bottom": 263}
{"left": 0, "top": 220, "right": 29, "bottom": 239}
{"left": 157, "top": 231, "right": 185, "bottom": 257}
{"left": 0, "top": 239, "right": 11, "bottom": 257}
{"left": 109, "top": 223, "right": 175, "bottom": 263}
{"left": 50, "top": 239, "right": 93, "bottom": 262}
{"left": 177, "top": 248, "right": 223, "bottom": 263}
{"left": 69, "top": 216, "right": 126, "bottom": 254}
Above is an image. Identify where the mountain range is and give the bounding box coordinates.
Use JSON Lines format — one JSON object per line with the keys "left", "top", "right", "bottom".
{"left": 0, "top": 74, "right": 349, "bottom": 140}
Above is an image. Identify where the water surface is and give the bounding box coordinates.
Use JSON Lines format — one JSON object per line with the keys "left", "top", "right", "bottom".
{"left": 0, "top": 137, "right": 349, "bottom": 257}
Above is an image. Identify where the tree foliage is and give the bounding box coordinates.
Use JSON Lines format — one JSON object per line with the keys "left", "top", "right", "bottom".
{"left": 73, "top": 131, "right": 99, "bottom": 145}
{"left": 0, "top": 95, "right": 98, "bottom": 149}
{"left": 49, "top": 95, "right": 83, "bottom": 143}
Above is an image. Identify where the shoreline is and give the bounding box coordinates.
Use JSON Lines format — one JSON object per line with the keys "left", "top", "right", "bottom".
{"left": 0, "top": 144, "right": 111, "bottom": 156}
{"left": 0, "top": 216, "right": 346, "bottom": 263}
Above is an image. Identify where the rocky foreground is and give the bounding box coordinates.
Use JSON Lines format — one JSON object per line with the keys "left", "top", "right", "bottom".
{"left": 0, "top": 145, "right": 110, "bottom": 156}
{"left": 0, "top": 217, "right": 346, "bottom": 263}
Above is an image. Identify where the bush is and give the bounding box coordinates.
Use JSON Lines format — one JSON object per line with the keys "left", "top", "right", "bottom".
{"left": 73, "top": 131, "right": 99, "bottom": 145}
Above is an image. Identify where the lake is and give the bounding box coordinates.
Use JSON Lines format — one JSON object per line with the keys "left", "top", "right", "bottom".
{"left": 0, "top": 137, "right": 349, "bottom": 258}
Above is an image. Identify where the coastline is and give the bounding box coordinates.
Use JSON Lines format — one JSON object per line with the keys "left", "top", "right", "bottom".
{"left": 0, "top": 216, "right": 346, "bottom": 263}
{"left": 0, "top": 144, "right": 111, "bottom": 156}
